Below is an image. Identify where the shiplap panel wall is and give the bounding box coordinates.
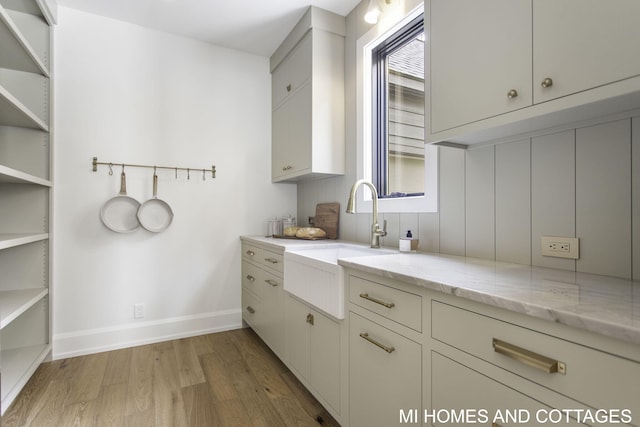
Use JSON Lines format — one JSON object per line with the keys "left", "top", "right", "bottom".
{"left": 298, "top": 116, "right": 640, "bottom": 280}
{"left": 495, "top": 139, "right": 530, "bottom": 265}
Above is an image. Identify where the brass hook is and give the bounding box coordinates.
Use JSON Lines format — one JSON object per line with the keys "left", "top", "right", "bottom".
{"left": 108, "top": 163, "right": 114, "bottom": 176}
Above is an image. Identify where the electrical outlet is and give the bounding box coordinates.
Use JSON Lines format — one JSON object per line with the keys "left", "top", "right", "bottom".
{"left": 134, "top": 303, "right": 145, "bottom": 319}
{"left": 541, "top": 236, "right": 579, "bottom": 259}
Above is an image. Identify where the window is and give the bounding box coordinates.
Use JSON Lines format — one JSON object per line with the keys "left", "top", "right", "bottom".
{"left": 372, "top": 15, "right": 425, "bottom": 199}
{"left": 356, "top": 3, "right": 437, "bottom": 213}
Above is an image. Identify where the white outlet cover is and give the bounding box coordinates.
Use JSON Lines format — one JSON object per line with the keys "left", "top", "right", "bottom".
{"left": 541, "top": 236, "right": 579, "bottom": 259}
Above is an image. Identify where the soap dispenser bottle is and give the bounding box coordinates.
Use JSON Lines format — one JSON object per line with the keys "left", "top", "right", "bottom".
{"left": 400, "top": 230, "right": 414, "bottom": 252}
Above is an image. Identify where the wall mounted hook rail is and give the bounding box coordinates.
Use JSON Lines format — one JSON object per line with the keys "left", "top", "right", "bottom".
{"left": 92, "top": 157, "right": 216, "bottom": 179}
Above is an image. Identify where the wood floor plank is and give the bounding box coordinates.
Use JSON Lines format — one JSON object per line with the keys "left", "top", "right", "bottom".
{"left": 190, "top": 333, "right": 217, "bottom": 356}
{"left": 58, "top": 399, "right": 99, "bottom": 427}
{"left": 173, "top": 337, "right": 206, "bottom": 387}
{"left": 152, "top": 341, "right": 189, "bottom": 427}
{"left": 63, "top": 351, "right": 109, "bottom": 406}
{"left": 124, "top": 409, "right": 155, "bottom": 427}
{"left": 182, "top": 382, "right": 219, "bottom": 426}
{"left": 226, "top": 358, "right": 287, "bottom": 427}
{"left": 125, "top": 343, "right": 155, "bottom": 416}
{"left": 25, "top": 379, "right": 69, "bottom": 427}
{"left": 95, "top": 382, "right": 128, "bottom": 427}
{"left": 102, "top": 347, "right": 132, "bottom": 386}
{"left": 200, "top": 350, "right": 239, "bottom": 402}
{"left": 213, "top": 398, "right": 254, "bottom": 427}
{"left": 208, "top": 330, "right": 244, "bottom": 364}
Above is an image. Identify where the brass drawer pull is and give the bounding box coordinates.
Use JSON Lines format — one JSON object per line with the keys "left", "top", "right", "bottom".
{"left": 306, "top": 313, "right": 314, "bottom": 325}
{"left": 264, "top": 258, "right": 279, "bottom": 264}
{"left": 246, "top": 306, "right": 255, "bottom": 314}
{"left": 359, "top": 293, "right": 395, "bottom": 308}
{"left": 493, "top": 338, "right": 566, "bottom": 375}
{"left": 246, "top": 275, "right": 255, "bottom": 282}
{"left": 265, "top": 279, "right": 279, "bottom": 287}
{"left": 360, "top": 332, "right": 395, "bottom": 354}
{"left": 245, "top": 250, "right": 255, "bottom": 256}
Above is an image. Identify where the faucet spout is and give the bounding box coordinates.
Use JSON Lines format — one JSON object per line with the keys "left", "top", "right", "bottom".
{"left": 346, "top": 179, "right": 387, "bottom": 248}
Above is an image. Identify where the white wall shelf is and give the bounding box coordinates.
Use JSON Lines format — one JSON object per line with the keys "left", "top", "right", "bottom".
{"left": 0, "top": 233, "right": 48, "bottom": 250}
{"left": 0, "top": 84, "right": 48, "bottom": 131}
{"left": 0, "top": 288, "right": 48, "bottom": 329}
{"left": 0, "top": 164, "right": 51, "bottom": 186}
{"left": 0, "top": 343, "right": 51, "bottom": 413}
{"left": 0, "top": 4, "right": 49, "bottom": 76}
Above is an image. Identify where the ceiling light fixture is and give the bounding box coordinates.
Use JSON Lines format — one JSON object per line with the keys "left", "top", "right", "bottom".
{"left": 364, "top": 0, "right": 393, "bottom": 24}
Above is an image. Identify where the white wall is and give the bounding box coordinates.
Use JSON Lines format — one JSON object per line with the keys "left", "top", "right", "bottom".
{"left": 52, "top": 7, "right": 296, "bottom": 358}
{"left": 298, "top": 1, "right": 640, "bottom": 281}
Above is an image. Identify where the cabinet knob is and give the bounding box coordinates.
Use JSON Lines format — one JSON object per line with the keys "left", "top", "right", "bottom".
{"left": 246, "top": 306, "right": 255, "bottom": 314}
{"left": 541, "top": 77, "right": 553, "bottom": 88}
{"left": 246, "top": 275, "right": 255, "bottom": 282}
{"left": 282, "top": 165, "right": 293, "bottom": 171}
{"left": 507, "top": 89, "right": 518, "bottom": 99}
{"left": 306, "top": 313, "right": 314, "bottom": 325}
{"left": 246, "top": 250, "right": 255, "bottom": 256}
{"left": 286, "top": 84, "right": 292, "bottom": 92}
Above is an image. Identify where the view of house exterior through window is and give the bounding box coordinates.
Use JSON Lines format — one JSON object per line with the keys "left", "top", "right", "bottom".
{"left": 386, "top": 32, "right": 425, "bottom": 197}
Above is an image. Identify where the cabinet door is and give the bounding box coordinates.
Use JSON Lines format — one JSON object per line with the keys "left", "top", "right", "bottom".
{"left": 310, "top": 310, "right": 340, "bottom": 413}
{"left": 349, "top": 312, "right": 421, "bottom": 427}
{"left": 260, "top": 271, "right": 285, "bottom": 357}
{"left": 272, "top": 33, "right": 312, "bottom": 109}
{"left": 431, "top": 352, "right": 583, "bottom": 426}
{"left": 285, "top": 295, "right": 311, "bottom": 381}
{"left": 430, "top": 0, "right": 532, "bottom": 133}
{"left": 271, "top": 83, "right": 312, "bottom": 181}
{"left": 533, "top": 0, "right": 640, "bottom": 103}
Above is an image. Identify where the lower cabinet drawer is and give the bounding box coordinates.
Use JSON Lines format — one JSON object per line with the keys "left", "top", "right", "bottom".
{"left": 431, "top": 300, "right": 640, "bottom": 419}
{"left": 242, "top": 261, "right": 263, "bottom": 298}
{"left": 242, "top": 289, "right": 262, "bottom": 330}
{"left": 349, "top": 275, "right": 422, "bottom": 332}
{"left": 432, "top": 352, "right": 584, "bottom": 426}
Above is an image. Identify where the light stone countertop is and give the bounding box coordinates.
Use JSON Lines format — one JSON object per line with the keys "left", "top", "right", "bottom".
{"left": 241, "top": 236, "right": 640, "bottom": 345}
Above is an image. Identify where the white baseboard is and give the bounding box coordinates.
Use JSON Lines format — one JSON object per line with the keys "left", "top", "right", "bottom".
{"left": 52, "top": 309, "right": 242, "bottom": 359}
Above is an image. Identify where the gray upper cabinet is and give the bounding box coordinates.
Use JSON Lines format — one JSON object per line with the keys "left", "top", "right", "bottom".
{"left": 270, "top": 6, "right": 345, "bottom": 182}
{"left": 427, "top": 0, "right": 640, "bottom": 146}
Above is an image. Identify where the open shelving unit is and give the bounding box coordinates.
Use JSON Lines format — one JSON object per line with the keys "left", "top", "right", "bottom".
{"left": 0, "top": 0, "right": 55, "bottom": 415}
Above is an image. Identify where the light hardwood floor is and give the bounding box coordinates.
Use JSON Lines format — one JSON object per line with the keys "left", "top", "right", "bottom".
{"left": 1, "top": 328, "right": 340, "bottom": 427}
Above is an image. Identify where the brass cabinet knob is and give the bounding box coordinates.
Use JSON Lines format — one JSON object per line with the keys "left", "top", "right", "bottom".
{"left": 507, "top": 89, "right": 518, "bottom": 99}
{"left": 286, "top": 84, "right": 292, "bottom": 92}
{"left": 282, "top": 165, "right": 292, "bottom": 171}
{"left": 541, "top": 77, "right": 553, "bottom": 88}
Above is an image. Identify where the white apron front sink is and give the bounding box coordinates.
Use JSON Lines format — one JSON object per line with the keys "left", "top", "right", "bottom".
{"left": 284, "top": 243, "right": 394, "bottom": 319}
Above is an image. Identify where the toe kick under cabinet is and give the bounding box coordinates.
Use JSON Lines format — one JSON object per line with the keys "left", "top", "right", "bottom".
{"left": 344, "top": 269, "right": 640, "bottom": 427}
{"left": 0, "top": 0, "right": 55, "bottom": 415}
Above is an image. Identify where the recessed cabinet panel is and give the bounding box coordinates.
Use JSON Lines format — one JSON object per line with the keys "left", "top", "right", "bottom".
{"left": 432, "top": 352, "right": 583, "bottom": 426}
{"left": 533, "top": 0, "right": 640, "bottom": 104}
{"left": 349, "top": 312, "right": 421, "bottom": 427}
{"left": 272, "top": 33, "right": 312, "bottom": 109}
{"left": 430, "top": 0, "right": 532, "bottom": 133}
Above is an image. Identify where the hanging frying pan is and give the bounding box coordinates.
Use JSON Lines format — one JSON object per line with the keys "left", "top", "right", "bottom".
{"left": 137, "top": 171, "right": 174, "bottom": 233}
{"left": 100, "top": 169, "right": 141, "bottom": 233}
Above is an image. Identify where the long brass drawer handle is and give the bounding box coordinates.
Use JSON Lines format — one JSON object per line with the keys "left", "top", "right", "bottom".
{"left": 265, "top": 279, "right": 279, "bottom": 287}
{"left": 493, "top": 338, "right": 566, "bottom": 375}
{"left": 246, "top": 306, "right": 255, "bottom": 314}
{"left": 246, "top": 250, "right": 255, "bottom": 256}
{"left": 264, "top": 258, "right": 279, "bottom": 264}
{"left": 360, "top": 332, "right": 395, "bottom": 354}
{"left": 359, "top": 293, "right": 395, "bottom": 308}
{"left": 246, "top": 275, "right": 255, "bottom": 282}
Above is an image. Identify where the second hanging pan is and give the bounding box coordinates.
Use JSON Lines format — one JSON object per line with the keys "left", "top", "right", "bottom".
{"left": 137, "top": 171, "right": 174, "bottom": 233}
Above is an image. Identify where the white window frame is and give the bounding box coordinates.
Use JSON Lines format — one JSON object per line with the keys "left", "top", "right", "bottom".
{"left": 356, "top": 2, "right": 438, "bottom": 214}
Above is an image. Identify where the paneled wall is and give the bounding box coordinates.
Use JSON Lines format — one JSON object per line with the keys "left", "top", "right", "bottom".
{"left": 299, "top": 117, "right": 639, "bottom": 280}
